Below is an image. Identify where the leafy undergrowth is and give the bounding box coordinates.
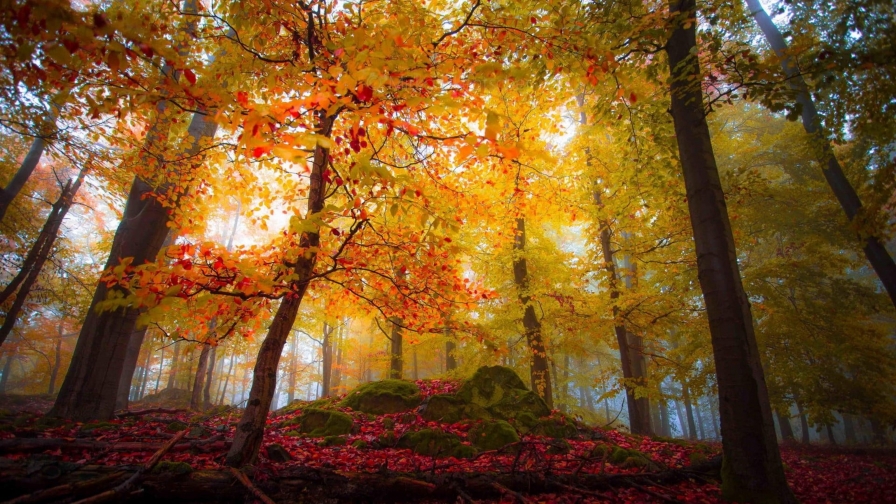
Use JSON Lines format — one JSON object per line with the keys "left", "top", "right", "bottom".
{"left": 1, "top": 388, "right": 895, "bottom": 503}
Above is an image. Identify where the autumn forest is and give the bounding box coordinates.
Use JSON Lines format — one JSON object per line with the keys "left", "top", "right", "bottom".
{"left": 0, "top": 0, "right": 895, "bottom": 502}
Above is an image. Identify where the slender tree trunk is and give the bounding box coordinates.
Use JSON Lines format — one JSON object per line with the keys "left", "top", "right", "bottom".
{"left": 695, "top": 397, "right": 706, "bottom": 440}
{"left": 796, "top": 402, "right": 811, "bottom": 444}
{"left": 0, "top": 119, "right": 54, "bottom": 223}
{"left": 225, "top": 113, "right": 334, "bottom": 468}
{"left": 138, "top": 336, "right": 153, "bottom": 401}
{"left": 412, "top": 345, "right": 418, "bottom": 380}
{"left": 389, "top": 317, "right": 403, "bottom": 379}
{"left": 321, "top": 322, "right": 333, "bottom": 396}
{"left": 682, "top": 383, "right": 698, "bottom": 440}
{"left": 287, "top": 333, "right": 297, "bottom": 404}
{"left": 190, "top": 344, "right": 210, "bottom": 410}
{"left": 826, "top": 423, "right": 837, "bottom": 445}
{"left": 167, "top": 341, "right": 181, "bottom": 390}
{"left": 666, "top": 0, "right": 793, "bottom": 500}
{"left": 203, "top": 346, "right": 216, "bottom": 408}
{"left": 776, "top": 410, "right": 796, "bottom": 443}
{"left": 445, "top": 334, "right": 457, "bottom": 371}
{"left": 746, "top": 0, "right": 896, "bottom": 309}
{"left": 332, "top": 324, "right": 343, "bottom": 391}
{"left": 218, "top": 350, "right": 235, "bottom": 405}
{"left": 675, "top": 400, "right": 689, "bottom": 438}
{"left": 0, "top": 353, "right": 11, "bottom": 393}
{"left": 0, "top": 172, "right": 85, "bottom": 347}
{"left": 512, "top": 218, "right": 553, "bottom": 408}
{"left": 153, "top": 346, "right": 165, "bottom": 395}
{"left": 48, "top": 336, "right": 62, "bottom": 395}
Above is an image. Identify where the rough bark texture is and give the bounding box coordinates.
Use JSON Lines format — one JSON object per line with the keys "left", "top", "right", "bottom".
{"left": 115, "top": 328, "right": 147, "bottom": 411}
{"left": 0, "top": 171, "right": 84, "bottom": 347}
{"left": 225, "top": 114, "right": 334, "bottom": 467}
{"left": 512, "top": 218, "right": 553, "bottom": 408}
{"left": 49, "top": 106, "right": 218, "bottom": 421}
{"left": 666, "top": 0, "right": 794, "bottom": 500}
{"left": 746, "top": 0, "right": 896, "bottom": 308}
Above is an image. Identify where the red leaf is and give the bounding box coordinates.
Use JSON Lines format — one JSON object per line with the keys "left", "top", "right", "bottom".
{"left": 356, "top": 84, "right": 373, "bottom": 102}
{"left": 629, "top": 92, "right": 637, "bottom": 104}
{"left": 183, "top": 68, "right": 197, "bottom": 85}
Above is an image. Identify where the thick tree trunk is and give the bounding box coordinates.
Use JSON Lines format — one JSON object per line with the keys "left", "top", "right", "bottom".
{"left": 512, "top": 218, "right": 552, "bottom": 408}
{"left": 746, "top": 0, "right": 896, "bottom": 309}
{"left": 203, "top": 346, "right": 216, "bottom": 409}
{"left": 666, "top": 0, "right": 794, "bottom": 500}
{"left": 0, "top": 126, "right": 53, "bottom": 223}
{"left": 0, "top": 171, "right": 84, "bottom": 347}
{"left": 225, "top": 113, "right": 334, "bottom": 467}
{"left": 49, "top": 107, "right": 218, "bottom": 421}
{"left": 321, "top": 322, "right": 333, "bottom": 396}
{"left": 190, "top": 344, "right": 210, "bottom": 410}
{"left": 776, "top": 410, "right": 796, "bottom": 442}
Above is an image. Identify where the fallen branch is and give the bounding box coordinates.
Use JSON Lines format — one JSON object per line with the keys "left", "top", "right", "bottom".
{"left": 0, "top": 435, "right": 227, "bottom": 454}
{"left": 226, "top": 467, "right": 276, "bottom": 504}
{"left": 114, "top": 408, "right": 185, "bottom": 418}
{"left": 491, "top": 482, "right": 533, "bottom": 504}
{"left": 1, "top": 471, "right": 127, "bottom": 504}
{"left": 69, "top": 429, "right": 189, "bottom": 504}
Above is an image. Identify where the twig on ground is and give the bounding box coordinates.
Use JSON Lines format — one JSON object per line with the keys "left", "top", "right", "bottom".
{"left": 227, "top": 467, "right": 276, "bottom": 504}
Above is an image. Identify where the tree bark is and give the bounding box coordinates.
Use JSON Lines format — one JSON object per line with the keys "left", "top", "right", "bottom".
{"left": 321, "top": 322, "right": 333, "bottom": 396}
{"left": 776, "top": 410, "right": 796, "bottom": 442}
{"left": 203, "top": 346, "right": 216, "bottom": 409}
{"left": 445, "top": 337, "right": 457, "bottom": 371}
{"left": 0, "top": 171, "right": 85, "bottom": 348}
{"left": 167, "top": 341, "right": 181, "bottom": 390}
{"left": 137, "top": 336, "right": 153, "bottom": 401}
{"left": 842, "top": 413, "right": 856, "bottom": 444}
{"left": 48, "top": 334, "right": 62, "bottom": 395}
{"left": 225, "top": 113, "right": 334, "bottom": 467}
{"left": 512, "top": 218, "right": 552, "bottom": 408}
{"left": 218, "top": 350, "right": 235, "bottom": 405}
{"left": 116, "top": 328, "right": 147, "bottom": 410}
{"left": 681, "top": 383, "right": 698, "bottom": 440}
{"left": 190, "top": 344, "right": 210, "bottom": 410}
{"left": 674, "top": 400, "right": 689, "bottom": 438}
{"left": 0, "top": 122, "right": 54, "bottom": 224}
{"left": 666, "top": 0, "right": 794, "bottom": 500}
{"left": 286, "top": 333, "right": 297, "bottom": 404}
{"left": 796, "top": 402, "right": 811, "bottom": 444}
{"left": 389, "top": 317, "right": 403, "bottom": 379}
{"left": 332, "top": 323, "right": 343, "bottom": 391}
{"left": 746, "top": 0, "right": 896, "bottom": 308}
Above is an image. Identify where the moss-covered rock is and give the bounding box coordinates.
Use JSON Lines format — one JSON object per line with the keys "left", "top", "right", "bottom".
{"left": 276, "top": 396, "right": 340, "bottom": 415}
{"left": 398, "top": 429, "right": 474, "bottom": 458}
{"left": 420, "top": 394, "right": 491, "bottom": 423}
{"left": 532, "top": 415, "right": 579, "bottom": 439}
{"left": 546, "top": 439, "right": 572, "bottom": 455}
{"left": 151, "top": 461, "right": 193, "bottom": 475}
{"left": 377, "top": 430, "right": 397, "bottom": 447}
{"left": 340, "top": 380, "right": 422, "bottom": 414}
{"left": 290, "top": 408, "right": 353, "bottom": 437}
{"left": 467, "top": 420, "right": 520, "bottom": 451}
{"left": 319, "top": 435, "right": 347, "bottom": 447}
{"left": 165, "top": 420, "right": 188, "bottom": 433}
{"left": 266, "top": 443, "right": 293, "bottom": 462}
{"left": 486, "top": 388, "right": 551, "bottom": 421}
{"left": 352, "top": 439, "right": 368, "bottom": 449}
{"left": 454, "top": 366, "right": 551, "bottom": 422}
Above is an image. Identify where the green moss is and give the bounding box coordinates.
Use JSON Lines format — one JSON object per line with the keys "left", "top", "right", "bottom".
{"left": 382, "top": 417, "right": 395, "bottom": 429}
{"left": 285, "top": 430, "right": 301, "bottom": 437}
{"left": 276, "top": 396, "right": 340, "bottom": 415}
{"left": 485, "top": 388, "right": 550, "bottom": 421}
{"left": 420, "top": 394, "right": 466, "bottom": 423}
{"left": 319, "top": 435, "right": 347, "bottom": 447}
{"left": 467, "top": 420, "right": 520, "bottom": 451}
{"left": 377, "top": 431, "right": 397, "bottom": 446}
{"left": 398, "top": 429, "right": 473, "bottom": 458}
{"left": 297, "top": 408, "right": 353, "bottom": 437}
{"left": 151, "top": 461, "right": 193, "bottom": 475}
{"left": 339, "top": 380, "right": 422, "bottom": 414}
{"left": 81, "top": 421, "right": 116, "bottom": 433}
{"left": 653, "top": 436, "right": 692, "bottom": 447}
{"left": 456, "top": 366, "right": 528, "bottom": 405}
{"left": 546, "top": 439, "right": 571, "bottom": 455}
{"left": 352, "top": 439, "right": 368, "bottom": 449}
{"left": 610, "top": 447, "right": 631, "bottom": 464}
{"left": 35, "top": 416, "right": 67, "bottom": 429}
{"left": 689, "top": 452, "right": 709, "bottom": 465}
{"left": 590, "top": 444, "right": 611, "bottom": 458}
{"left": 533, "top": 415, "right": 579, "bottom": 439}
{"left": 166, "top": 421, "right": 188, "bottom": 433}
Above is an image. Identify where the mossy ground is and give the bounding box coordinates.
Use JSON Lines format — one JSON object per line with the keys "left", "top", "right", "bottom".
{"left": 339, "top": 380, "right": 422, "bottom": 414}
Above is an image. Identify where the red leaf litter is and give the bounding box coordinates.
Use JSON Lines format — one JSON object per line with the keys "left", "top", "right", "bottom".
{"left": 1, "top": 388, "right": 894, "bottom": 503}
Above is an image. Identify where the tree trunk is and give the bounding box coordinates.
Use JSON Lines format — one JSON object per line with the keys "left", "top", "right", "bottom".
{"left": 0, "top": 353, "right": 11, "bottom": 393}
{"left": 137, "top": 335, "right": 153, "bottom": 401}
{"left": 870, "top": 418, "right": 888, "bottom": 445}
{"left": 512, "top": 218, "right": 553, "bottom": 408}
{"left": 321, "top": 322, "right": 334, "bottom": 396}
{"left": 190, "top": 344, "right": 210, "bottom": 410}
{"left": 746, "top": 0, "right": 896, "bottom": 309}
{"left": 286, "top": 333, "right": 297, "bottom": 404}
{"left": 218, "top": 350, "right": 235, "bottom": 405}
{"left": 389, "top": 317, "right": 403, "bottom": 379}
{"left": 0, "top": 124, "right": 53, "bottom": 223}
{"left": 842, "top": 413, "right": 857, "bottom": 444}
{"left": 48, "top": 327, "right": 63, "bottom": 395}
{"left": 796, "top": 402, "right": 811, "bottom": 444}
{"left": 115, "top": 328, "right": 147, "bottom": 411}
{"left": 776, "top": 410, "right": 796, "bottom": 443}
{"left": 826, "top": 423, "right": 837, "bottom": 445}
{"left": 203, "top": 346, "right": 216, "bottom": 409}
{"left": 445, "top": 338, "right": 457, "bottom": 371}
{"left": 0, "top": 171, "right": 84, "bottom": 347}
{"left": 682, "top": 383, "right": 698, "bottom": 440}
{"left": 167, "top": 341, "right": 181, "bottom": 390}
{"left": 332, "top": 324, "right": 343, "bottom": 391}
{"left": 225, "top": 113, "right": 334, "bottom": 467}
{"left": 666, "top": 0, "right": 794, "bottom": 500}
{"left": 153, "top": 345, "right": 165, "bottom": 396}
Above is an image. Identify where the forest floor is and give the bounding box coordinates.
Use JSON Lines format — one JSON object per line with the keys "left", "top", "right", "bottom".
{"left": 0, "top": 390, "right": 895, "bottom": 504}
